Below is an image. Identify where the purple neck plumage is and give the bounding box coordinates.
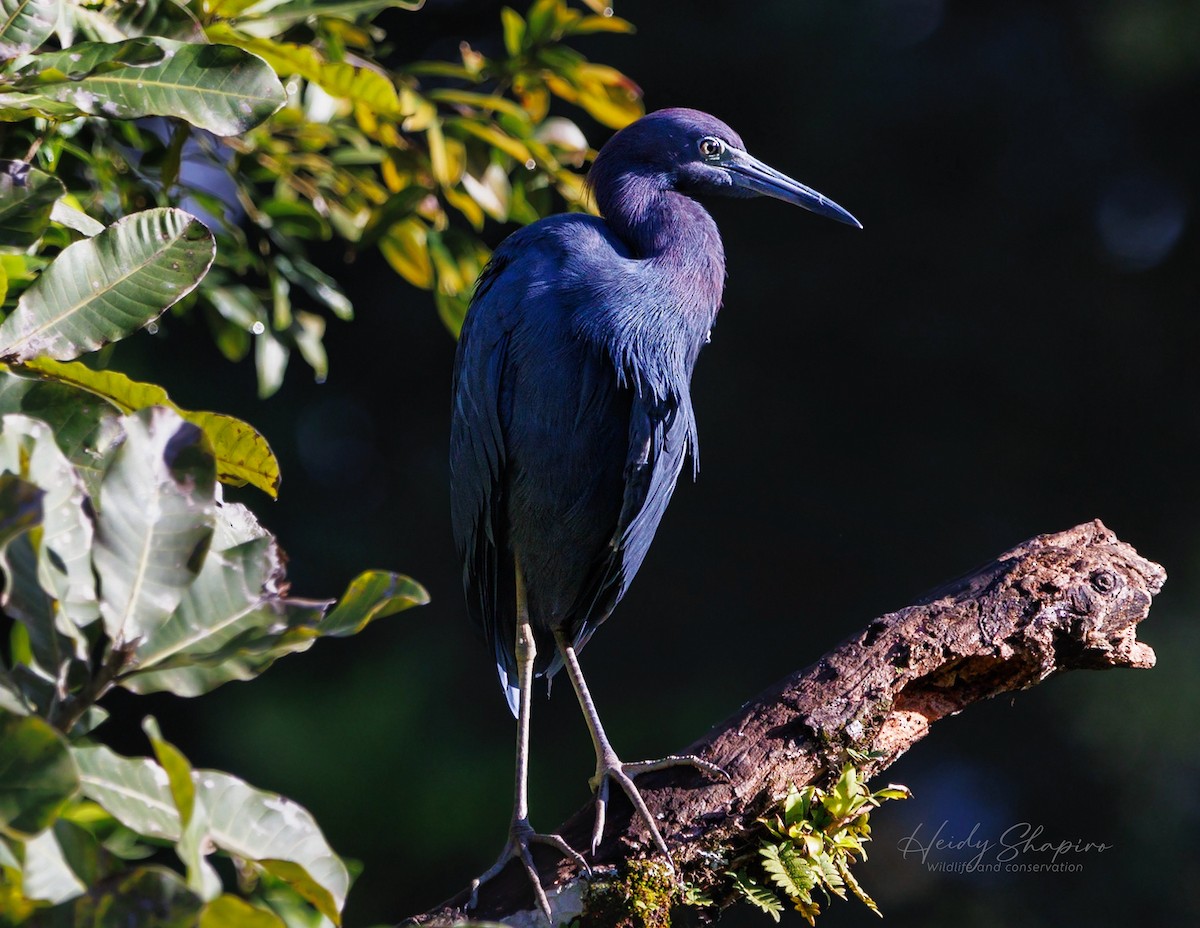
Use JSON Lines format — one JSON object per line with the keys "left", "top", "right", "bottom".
{"left": 590, "top": 161, "right": 727, "bottom": 317}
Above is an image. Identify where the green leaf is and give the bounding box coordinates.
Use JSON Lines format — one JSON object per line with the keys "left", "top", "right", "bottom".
{"left": 835, "top": 854, "right": 880, "bottom": 916}
{"left": 20, "top": 826, "right": 86, "bottom": 904}
{"left": 0, "top": 208, "right": 216, "bottom": 363}
{"left": 445, "top": 116, "right": 534, "bottom": 164}
{"left": 825, "top": 765, "right": 863, "bottom": 821}
{"left": 206, "top": 24, "right": 406, "bottom": 118}
{"left": 0, "top": 0, "right": 60, "bottom": 58}
{"left": 50, "top": 199, "right": 106, "bottom": 237}
{"left": 144, "top": 717, "right": 221, "bottom": 901}
{"left": 0, "top": 88, "right": 79, "bottom": 120}
{"left": 254, "top": 329, "right": 289, "bottom": 399}
{"left": 0, "top": 709, "right": 80, "bottom": 838}
{"left": 0, "top": 469, "right": 42, "bottom": 551}
{"left": 426, "top": 88, "right": 531, "bottom": 123}
{"left": 128, "top": 536, "right": 288, "bottom": 680}
{"left": 276, "top": 255, "right": 353, "bottom": 321}
{"left": 142, "top": 718, "right": 194, "bottom": 823}
{"left": 93, "top": 407, "right": 217, "bottom": 646}
{"left": 199, "top": 772, "right": 349, "bottom": 923}
{"left": 200, "top": 895, "right": 287, "bottom": 928}
{"left": 73, "top": 743, "right": 180, "bottom": 841}
{"left": 0, "top": 414, "right": 99, "bottom": 627}
{"left": 5, "top": 38, "right": 286, "bottom": 136}
{"left": 379, "top": 217, "right": 433, "bottom": 289}
{"left": 73, "top": 865, "right": 205, "bottom": 927}
{"left": 319, "top": 571, "right": 429, "bottom": 637}
{"left": 2, "top": 535, "right": 63, "bottom": 678}
{"left": 569, "top": 14, "right": 637, "bottom": 35}
{"left": 760, "top": 841, "right": 817, "bottom": 903}
{"left": 74, "top": 742, "right": 350, "bottom": 922}
{"left": 0, "top": 365, "right": 124, "bottom": 497}
{"left": 0, "top": 160, "right": 65, "bottom": 247}
{"left": 6, "top": 35, "right": 166, "bottom": 82}
{"left": 500, "top": 6, "right": 525, "bottom": 57}
{"left": 728, "top": 869, "right": 783, "bottom": 922}
{"left": 234, "top": 0, "right": 423, "bottom": 33}
{"left": 14, "top": 358, "right": 281, "bottom": 498}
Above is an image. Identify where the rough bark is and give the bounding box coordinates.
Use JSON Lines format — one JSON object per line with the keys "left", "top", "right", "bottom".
{"left": 408, "top": 520, "right": 1163, "bottom": 926}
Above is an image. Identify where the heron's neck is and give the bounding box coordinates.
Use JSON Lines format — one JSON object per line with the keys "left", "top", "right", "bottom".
{"left": 604, "top": 181, "right": 726, "bottom": 298}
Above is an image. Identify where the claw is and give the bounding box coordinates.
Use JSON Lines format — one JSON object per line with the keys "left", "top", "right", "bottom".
{"left": 589, "top": 751, "right": 727, "bottom": 868}
{"left": 468, "top": 819, "right": 590, "bottom": 924}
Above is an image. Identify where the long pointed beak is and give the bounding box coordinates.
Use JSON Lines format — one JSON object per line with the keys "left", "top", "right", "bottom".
{"left": 726, "top": 148, "right": 863, "bottom": 229}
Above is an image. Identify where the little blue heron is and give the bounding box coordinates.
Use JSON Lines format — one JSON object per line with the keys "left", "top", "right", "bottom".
{"left": 450, "top": 107, "right": 860, "bottom": 917}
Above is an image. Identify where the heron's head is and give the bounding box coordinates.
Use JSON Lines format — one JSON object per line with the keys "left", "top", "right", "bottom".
{"left": 589, "top": 107, "right": 861, "bottom": 229}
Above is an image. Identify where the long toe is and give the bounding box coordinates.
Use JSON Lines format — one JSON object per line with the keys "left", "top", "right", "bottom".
{"left": 591, "top": 751, "right": 728, "bottom": 868}
{"left": 622, "top": 752, "right": 730, "bottom": 782}
{"left": 469, "top": 820, "right": 589, "bottom": 925}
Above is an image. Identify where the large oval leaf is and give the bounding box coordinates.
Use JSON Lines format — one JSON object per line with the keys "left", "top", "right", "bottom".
{"left": 93, "top": 407, "right": 217, "bottom": 646}
{"left": 0, "top": 0, "right": 60, "bottom": 58}
{"left": 0, "top": 208, "right": 215, "bottom": 363}
{"left": 131, "top": 536, "right": 284, "bottom": 677}
{"left": 7, "top": 38, "right": 285, "bottom": 135}
{"left": 199, "top": 772, "right": 349, "bottom": 922}
{"left": 74, "top": 742, "right": 349, "bottom": 922}
{"left": 73, "top": 743, "right": 180, "bottom": 840}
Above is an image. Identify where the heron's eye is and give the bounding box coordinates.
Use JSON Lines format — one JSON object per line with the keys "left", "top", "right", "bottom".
{"left": 698, "top": 136, "right": 725, "bottom": 160}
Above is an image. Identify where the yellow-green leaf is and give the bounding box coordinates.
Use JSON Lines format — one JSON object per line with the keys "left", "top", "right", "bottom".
{"left": 14, "top": 358, "right": 280, "bottom": 498}
{"left": 200, "top": 895, "right": 286, "bottom": 928}
{"left": 445, "top": 116, "right": 533, "bottom": 164}
{"left": 205, "top": 25, "right": 407, "bottom": 118}
{"left": 379, "top": 218, "right": 432, "bottom": 289}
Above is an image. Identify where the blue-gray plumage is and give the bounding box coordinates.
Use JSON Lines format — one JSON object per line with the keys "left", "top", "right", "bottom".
{"left": 450, "top": 107, "right": 859, "bottom": 919}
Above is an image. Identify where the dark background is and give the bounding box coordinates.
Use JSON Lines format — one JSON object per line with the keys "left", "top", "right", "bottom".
{"left": 104, "top": 1, "right": 1199, "bottom": 925}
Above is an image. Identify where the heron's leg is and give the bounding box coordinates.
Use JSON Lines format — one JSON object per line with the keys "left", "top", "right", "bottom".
{"left": 553, "top": 632, "right": 728, "bottom": 861}
{"left": 469, "top": 569, "right": 589, "bottom": 923}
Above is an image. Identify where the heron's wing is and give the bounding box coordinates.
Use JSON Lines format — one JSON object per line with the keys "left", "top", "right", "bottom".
{"left": 570, "top": 386, "right": 696, "bottom": 651}
{"left": 449, "top": 252, "right": 520, "bottom": 709}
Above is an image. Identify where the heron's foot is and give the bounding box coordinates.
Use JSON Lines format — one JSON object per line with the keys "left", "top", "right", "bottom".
{"left": 468, "top": 818, "right": 590, "bottom": 924}
{"left": 588, "top": 751, "right": 730, "bottom": 860}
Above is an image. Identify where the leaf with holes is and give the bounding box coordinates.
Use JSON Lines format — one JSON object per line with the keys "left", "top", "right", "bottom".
{"left": 92, "top": 407, "right": 216, "bottom": 646}
{"left": 0, "top": 208, "right": 215, "bottom": 363}
{"left": 126, "top": 536, "right": 291, "bottom": 691}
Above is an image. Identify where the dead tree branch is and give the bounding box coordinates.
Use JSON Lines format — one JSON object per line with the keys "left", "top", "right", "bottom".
{"left": 409, "top": 520, "right": 1163, "bottom": 926}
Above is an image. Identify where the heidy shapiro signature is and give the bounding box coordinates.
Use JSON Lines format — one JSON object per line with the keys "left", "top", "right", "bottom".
{"left": 897, "top": 821, "right": 1114, "bottom": 868}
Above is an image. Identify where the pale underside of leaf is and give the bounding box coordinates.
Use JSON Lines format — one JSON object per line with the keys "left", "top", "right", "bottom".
{"left": 92, "top": 407, "right": 216, "bottom": 646}
{"left": 0, "top": 208, "right": 216, "bottom": 363}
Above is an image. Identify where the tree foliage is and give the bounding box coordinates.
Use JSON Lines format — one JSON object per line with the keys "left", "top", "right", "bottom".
{"left": 0, "top": 0, "right": 643, "bottom": 923}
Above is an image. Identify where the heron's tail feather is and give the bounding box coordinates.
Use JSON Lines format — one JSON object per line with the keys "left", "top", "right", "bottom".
{"left": 498, "top": 662, "right": 520, "bottom": 718}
